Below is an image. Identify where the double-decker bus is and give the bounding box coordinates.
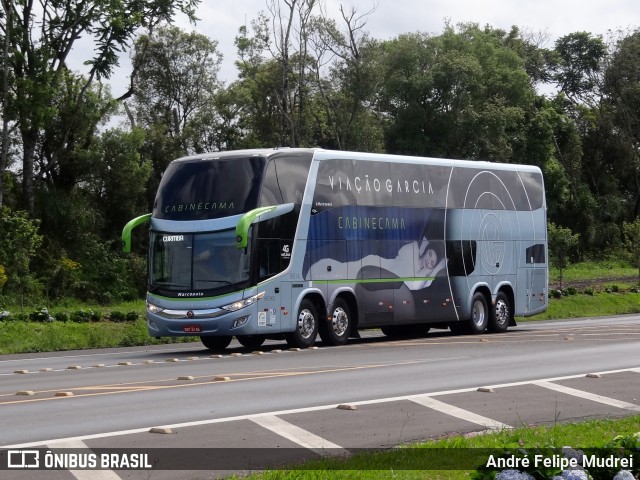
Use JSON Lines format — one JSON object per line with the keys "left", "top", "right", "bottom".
{"left": 122, "top": 148, "right": 547, "bottom": 351}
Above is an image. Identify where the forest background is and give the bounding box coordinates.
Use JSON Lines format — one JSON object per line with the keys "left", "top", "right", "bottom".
{"left": 2, "top": 0, "right": 640, "bottom": 307}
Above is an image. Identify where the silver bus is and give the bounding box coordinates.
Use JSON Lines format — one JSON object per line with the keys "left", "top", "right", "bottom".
{"left": 122, "top": 148, "right": 547, "bottom": 351}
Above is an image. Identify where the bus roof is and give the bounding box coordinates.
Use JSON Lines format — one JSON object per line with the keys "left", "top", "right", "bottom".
{"left": 171, "top": 148, "right": 542, "bottom": 175}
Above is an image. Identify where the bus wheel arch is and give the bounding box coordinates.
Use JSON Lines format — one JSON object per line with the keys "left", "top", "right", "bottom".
{"left": 320, "top": 293, "right": 357, "bottom": 346}
{"left": 286, "top": 295, "right": 322, "bottom": 348}
{"left": 489, "top": 288, "right": 513, "bottom": 333}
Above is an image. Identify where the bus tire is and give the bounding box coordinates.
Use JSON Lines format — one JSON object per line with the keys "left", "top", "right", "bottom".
{"left": 469, "top": 292, "right": 489, "bottom": 334}
{"left": 320, "top": 298, "right": 351, "bottom": 346}
{"left": 200, "top": 335, "right": 232, "bottom": 352}
{"left": 489, "top": 291, "right": 510, "bottom": 333}
{"left": 286, "top": 299, "right": 318, "bottom": 348}
{"left": 237, "top": 335, "right": 266, "bottom": 349}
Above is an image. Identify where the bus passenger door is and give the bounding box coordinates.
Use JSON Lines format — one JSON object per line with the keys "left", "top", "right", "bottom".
{"left": 526, "top": 243, "right": 547, "bottom": 314}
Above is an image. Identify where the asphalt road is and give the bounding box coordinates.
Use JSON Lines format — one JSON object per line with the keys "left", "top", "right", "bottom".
{"left": 1, "top": 315, "right": 639, "bottom": 478}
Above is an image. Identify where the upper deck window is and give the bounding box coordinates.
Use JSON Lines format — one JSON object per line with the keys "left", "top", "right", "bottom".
{"left": 153, "top": 156, "right": 267, "bottom": 220}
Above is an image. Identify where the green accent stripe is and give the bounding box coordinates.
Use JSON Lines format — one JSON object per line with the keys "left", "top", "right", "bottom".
{"left": 325, "top": 277, "right": 435, "bottom": 285}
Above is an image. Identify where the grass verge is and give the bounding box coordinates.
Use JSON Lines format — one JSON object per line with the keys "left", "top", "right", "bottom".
{"left": 233, "top": 416, "right": 640, "bottom": 479}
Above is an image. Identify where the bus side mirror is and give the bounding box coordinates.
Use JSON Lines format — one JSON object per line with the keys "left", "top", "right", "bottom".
{"left": 122, "top": 214, "right": 152, "bottom": 253}
{"left": 235, "top": 204, "right": 295, "bottom": 249}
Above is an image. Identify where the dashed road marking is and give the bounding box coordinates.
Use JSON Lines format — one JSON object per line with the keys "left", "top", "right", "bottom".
{"left": 251, "top": 415, "right": 349, "bottom": 456}
{"left": 5, "top": 366, "right": 639, "bottom": 449}
{"left": 410, "top": 395, "right": 511, "bottom": 430}
{"left": 533, "top": 381, "right": 640, "bottom": 411}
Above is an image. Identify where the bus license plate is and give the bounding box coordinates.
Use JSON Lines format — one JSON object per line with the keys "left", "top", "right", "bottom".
{"left": 183, "top": 324, "right": 202, "bottom": 333}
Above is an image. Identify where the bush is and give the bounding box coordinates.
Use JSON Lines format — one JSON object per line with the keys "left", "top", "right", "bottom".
{"left": 70, "top": 309, "right": 100, "bottom": 322}
{"left": 565, "top": 286, "right": 577, "bottom": 296}
{"left": 29, "top": 307, "right": 53, "bottom": 322}
{"left": 108, "top": 311, "right": 126, "bottom": 322}
{"left": 125, "top": 311, "right": 139, "bottom": 322}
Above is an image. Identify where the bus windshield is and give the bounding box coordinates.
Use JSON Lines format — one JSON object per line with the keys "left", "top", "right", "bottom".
{"left": 153, "top": 156, "right": 266, "bottom": 221}
{"left": 149, "top": 229, "right": 251, "bottom": 297}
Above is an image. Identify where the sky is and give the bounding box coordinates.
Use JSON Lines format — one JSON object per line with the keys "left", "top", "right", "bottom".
{"left": 70, "top": 0, "right": 640, "bottom": 99}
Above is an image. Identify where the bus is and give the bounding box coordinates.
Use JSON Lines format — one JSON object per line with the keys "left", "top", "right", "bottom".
{"left": 122, "top": 148, "right": 547, "bottom": 351}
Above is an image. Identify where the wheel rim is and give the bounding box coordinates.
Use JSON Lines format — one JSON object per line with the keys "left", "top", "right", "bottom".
{"left": 297, "top": 308, "right": 316, "bottom": 339}
{"left": 495, "top": 299, "right": 509, "bottom": 326}
{"left": 472, "top": 300, "right": 486, "bottom": 328}
{"left": 331, "top": 307, "right": 349, "bottom": 336}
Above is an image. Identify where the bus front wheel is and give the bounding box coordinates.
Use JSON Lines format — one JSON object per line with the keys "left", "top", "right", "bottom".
{"left": 200, "top": 335, "right": 232, "bottom": 352}
{"left": 286, "top": 299, "right": 319, "bottom": 348}
{"left": 320, "top": 298, "right": 351, "bottom": 346}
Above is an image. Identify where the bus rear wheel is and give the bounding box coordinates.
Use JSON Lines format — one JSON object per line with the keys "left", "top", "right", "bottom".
{"left": 200, "top": 335, "right": 232, "bottom": 352}
{"left": 468, "top": 292, "right": 489, "bottom": 334}
{"left": 489, "top": 291, "right": 510, "bottom": 333}
{"left": 286, "top": 299, "right": 318, "bottom": 348}
{"left": 237, "top": 335, "right": 266, "bottom": 349}
{"left": 320, "top": 298, "right": 351, "bottom": 346}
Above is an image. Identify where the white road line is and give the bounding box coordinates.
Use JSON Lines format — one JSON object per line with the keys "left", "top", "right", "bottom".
{"left": 46, "top": 439, "right": 121, "bottom": 480}
{"left": 410, "top": 395, "right": 511, "bottom": 430}
{"left": 7, "top": 366, "right": 639, "bottom": 449}
{"left": 533, "top": 381, "right": 640, "bottom": 411}
{"left": 251, "top": 415, "right": 349, "bottom": 457}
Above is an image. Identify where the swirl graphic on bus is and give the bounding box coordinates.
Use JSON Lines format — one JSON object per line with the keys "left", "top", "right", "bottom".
{"left": 479, "top": 213, "right": 504, "bottom": 275}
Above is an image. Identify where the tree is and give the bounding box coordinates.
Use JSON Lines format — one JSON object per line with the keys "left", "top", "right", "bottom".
{"left": 128, "top": 26, "right": 223, "bottom": 197}
{"left": 548, "top": 222, "right": 580, "bottom": 290}
{"left": 379, "top": 24, "right": 535, "bottom": 161}
{"left": 602, "top": 29, "right": 640, "bottom": 219}
{"left": 0, "top": 0, "right": 200, "bottom": 214}
{"left": 553, "top": 32, "right": 607, "bottom": 105}
{"left": 308, "top": 5, "right": 384, "bottom": 151}
{"left": 623, "top": 219, "right": 640, "bottom": 286}
{"left": 0, "top": 207, "right": 42, "bottom": 301}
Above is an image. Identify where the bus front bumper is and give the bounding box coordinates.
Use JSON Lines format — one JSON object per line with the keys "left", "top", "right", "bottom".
{"left": 145, "top": 297, "right": 262, "bottom": 337}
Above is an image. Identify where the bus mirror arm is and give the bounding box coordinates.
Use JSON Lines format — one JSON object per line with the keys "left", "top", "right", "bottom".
{"left": 235, "top": 203, "right": 295, "bottom": 249}
{"left": 121, "top": 214, "right": 152, "bottom": 253}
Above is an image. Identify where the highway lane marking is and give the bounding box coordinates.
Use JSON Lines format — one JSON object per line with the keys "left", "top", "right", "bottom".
{"left": 46, "top": 439, "right": 121, "bottom": 480}
{"left": 2, "top": 322, "right": 638, "bottom": 374}
{"left": 533, "top": 381, "right": 640, "bottom": 411}
{"left": 6, "top": 366, "right": 639, "bottom": 449}
{"left": 251, "top": 415, "right": 349, "bottom": 457}
{"left": 0, "top": 359, "right": 446, "bottom": 405}
{"left": 409, "top": 395, "right": 511, "bottom": 430}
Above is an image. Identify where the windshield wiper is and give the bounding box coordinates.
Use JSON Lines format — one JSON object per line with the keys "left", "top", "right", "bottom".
{"left": 150, "top": 282, "right": 190, "bottom": 292}
{"left": 193, "top": 279, "right": 233, "bottom": 286}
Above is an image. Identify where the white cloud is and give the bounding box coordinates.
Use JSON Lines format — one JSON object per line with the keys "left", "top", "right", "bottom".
{"left": 68, "top": 0, "right": 640, "bottom": 97}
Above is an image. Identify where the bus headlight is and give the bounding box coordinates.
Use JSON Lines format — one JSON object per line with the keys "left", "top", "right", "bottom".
{"left": 221, "top": 291, "right": 265, "bottom": 312}
{"left": 147, "top": 301, "right": 164, "bottom": 314}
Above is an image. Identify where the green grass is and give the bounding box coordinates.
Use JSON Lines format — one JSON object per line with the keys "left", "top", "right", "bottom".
{"left": 231, "top": 416, "right": 640, "bottom": 479}
{"left": 525, "top": 290, "right": 640, "bottom": 321}
{"left": 549, "top": 259, "right": 639, "bottom": 284}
